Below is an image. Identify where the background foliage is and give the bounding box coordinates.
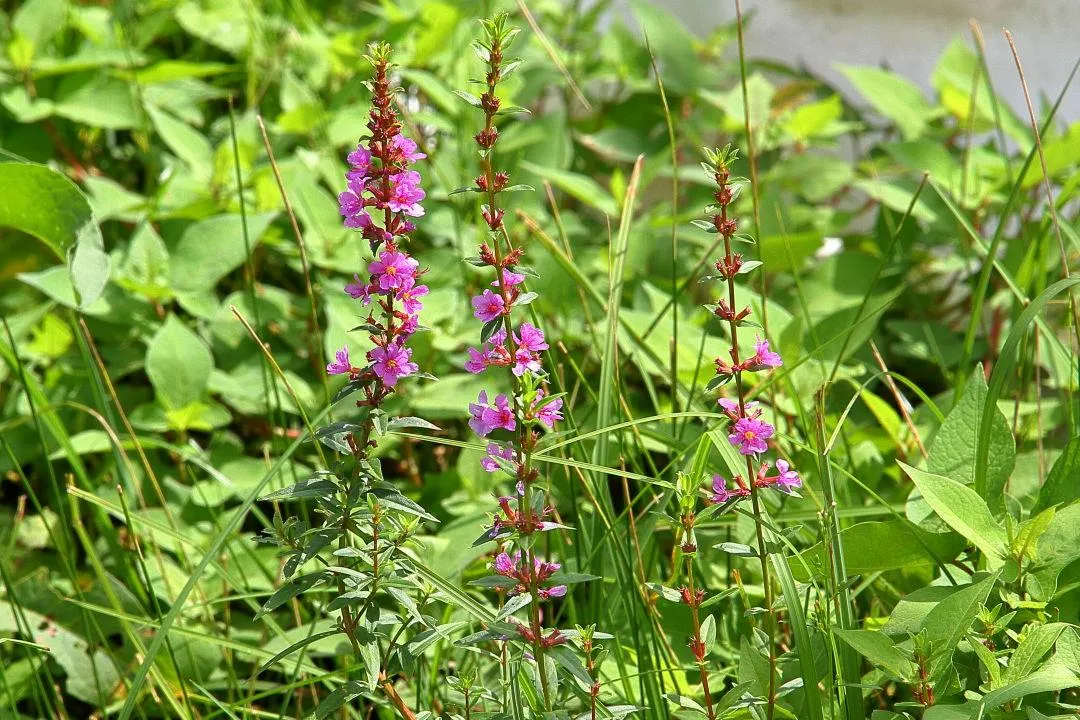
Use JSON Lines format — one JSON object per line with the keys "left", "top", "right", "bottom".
{"left": 2, "top": 0, "right": 1080, "bottom": 718}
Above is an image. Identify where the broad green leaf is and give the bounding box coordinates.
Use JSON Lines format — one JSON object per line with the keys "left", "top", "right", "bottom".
{"left": 1035, "top": 435, "right": 1080, "bottom": 511}
{"left": 629, "top": 0, "right": 706, "bottom": 94}
{"left": 54, "top": 74, "right": 140, "bottom": 129}
{"left": 13, "top": 0, "right": 67, "bottom": 47}
{"left": 794, "top": 519, "right": 963, "bottom": 580}
{"left": 978, "top": 661, "right": 1080, "bottom": 713}
{"left": 900, "top": 462, "right": 1007, "bottom": 564}
{"left": 145, "top": 314, "right": 214, "bottom": 410}
{"left": 168, "top": 212, "right": 275, "bottom": 292}
{"left": 1029, "top": 503, "right": 1080, "bottom": 600}
{"left": 146, "top": 105, "right": 213, "bottom": 177}
{"left": 928, "top": 369, "right": 1015, "bottom": 508}
{"left": 520, "top": 161, "right": 618, "bottom": 216}
{"left": 1002, "top": 623, "right": 1068, "bottom": 685}
{"left": 0, "top": 162, "right": 110, "bottom": 308}
{"left": 840, "top": 65, "right": 940, "bottom": 140}
{"left": 920, "top": 572, "right": 997, "bottom": 683}
{"left": 834, "top": 629, "right": 915, "bottom": 680}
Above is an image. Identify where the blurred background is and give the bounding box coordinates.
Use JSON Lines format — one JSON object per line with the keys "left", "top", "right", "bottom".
{"left": 622, "top": 0, "right": 1080, "bottom": 119}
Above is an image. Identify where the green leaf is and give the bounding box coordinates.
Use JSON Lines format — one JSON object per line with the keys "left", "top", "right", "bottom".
{"left": 1029, "top": 503, "right": 1080, "bottom": 600}
{"left": 794, "top": 519, "right": 964, "bottom": 580}
{"left": 920, "top": 572, "right": 998, "bottom": 684}
{"left": 900, "top": 462, "right": 1007, "bottom": 564}
{"left": 1002, "top": 623, "right": 1068, "bottom": 685}
{"left": 978, "top": 661, "right": 1080, "bottom": 713}
{"left": 145, "top": 314, "right": 214, "bottom": 410}
{"left": 146, "top": 105, "right": 213, "bottom": 177}
{"left": 259, "top": 477, "right": 338, "bottom": 502}
{"left": 1035, "top": 435, "right": 1080, "bottom": 511}
{"left": 520, "top": 161, "right": 618, "bottom": 216}
{"left": 928, "top": 369, "right": 1015, "bottom": 508}
{"left": 0, "top": 162, "right": 109, "bottom": 308}
{"left": 309, "top": 681, "right": 366, "bottom": 720}
{"left": 834, "top": 629, "right": 915, "bottom": 680}
{"left": 630, "top": 0, "right": 706, "bottom": 94}
{"left": 840, "top": 65, "right": 941, "bottom": 140}
{"left": 386, "top": 416, "right": 440, "bottom": 432}
{"left": 169, "top": 213, "right": 276, "bottom": 292}
{"left": 495, "top": 592, "right": 532, "bottom": 621}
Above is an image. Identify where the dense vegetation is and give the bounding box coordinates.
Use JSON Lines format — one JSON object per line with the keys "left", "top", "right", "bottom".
{"left": 2, "top": 1, "right": 1079, "bottom": 719}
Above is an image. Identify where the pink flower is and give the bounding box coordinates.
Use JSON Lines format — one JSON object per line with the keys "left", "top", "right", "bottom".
{"left": 472, "top": 290, "right": 505, "bottom": 322}
{"left": 465, "top": 347, "right": 490, "bottom": 374}
{"left": 370, "top": 343, "right": 417, "bottom": 386}
{"left": 344, "top": 273, "right": 369, "bottom": 301}
{"left": 729, "top": 416, "right": 774, "bottom": 455}
{"left": 539, "top": 585, "right": 567, "bottom": 600}
{"left": 484, "top": 393, "right": 516, "bottom": 433}
{"left": 774, "top": 459, "right": 801, "bottom": 493}
{"left": 532, "top": 391, "right": 563, "bottom": 429}
{"left": 517, "top": 323, "right": 548, "bottom": 353}
{"left": 469, "top": 391, "right": 515, "bottom": 437}
{"left": 397, "top": 283, "right": 428, "bottom": 315}
{"left": 326, "top": 346, "right": 352, "bottom": 376}
{"left": 710, "top": 474, "right": 732, "bottom": 504}
{"left": 511, "top": 349, "right": 539, "bottom": 377}
{"left": 388, "top": 171, "right": 425, "bottom": 217}
{"left": 391, "top": 135, "right": 427, "bottom": 163}
{"left": 369, "top": 250, "right": 419, "bottom": 292}
{"left": 717, "top": 397, "right": 760, "bottom": 418}
{"left": 493, "top": 552, "right": 515, "bottom": 576}
{"left": 469, "top": 391, "right": 494, "bottom": 436}
{"left": 347, "top": 145, "right": 372, "bottom": 172}
{"left": 339, "top": 178, "right": 371, "bottom": 229}
{"left": 746, "top": 336, "right": 783, "bottom": 371}
{"left": 491, "top": 268, "right": 526, "bottom": 288}
{"left": 481, "top": 443, "right": 517, "bottom": 472}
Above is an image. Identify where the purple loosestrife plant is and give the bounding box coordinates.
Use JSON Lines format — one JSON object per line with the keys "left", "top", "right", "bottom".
{"left": 455, "top": 14, "right": 569, "bottom": 712}
{"left": 258, "top": 44, "right": 437, "bottom": 720}
{"left": 700, "top": 145, "right": 801, "bottom": 720}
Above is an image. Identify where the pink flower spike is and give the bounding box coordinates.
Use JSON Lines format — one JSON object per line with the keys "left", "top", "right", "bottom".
{"left": 370, "top": 343, "right": 417, "bottom": 386}
{"left": 493, "top": 552, "right": 515, "bottom": 576}
{"left": 326, "top": 346, "right": 352, "bottom": 376}
{"left": 775, "top": 459, "right": 801, "bottom": 493}
{"left": 728, "top": 417, "right": 774, "bottom": 456}
{"left": 472, "top": 290, "right": 505, "bottom": 322}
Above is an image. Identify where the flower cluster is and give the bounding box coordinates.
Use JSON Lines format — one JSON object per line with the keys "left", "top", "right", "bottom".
{"left": 459, "top": 15, "right": 569, "bottom": 673}
{"left": 493, "top": 551, "right": 566, "bottom": 599}
{"left": 327, "top": 45, "right": 427, "bottom": 404}
{"left": 701, "top": 146, "right": 801, "bottom": 500}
